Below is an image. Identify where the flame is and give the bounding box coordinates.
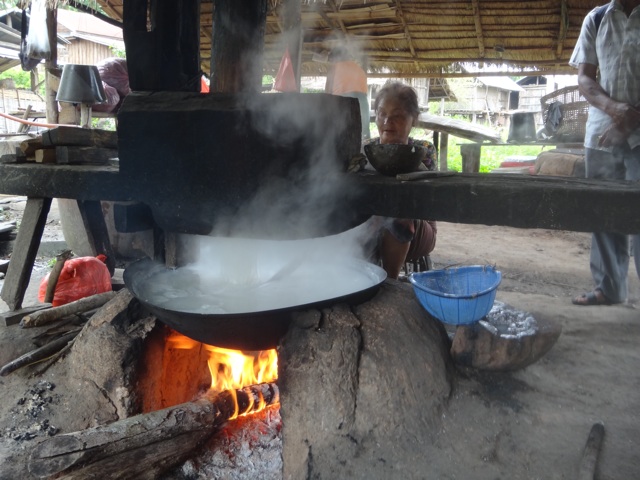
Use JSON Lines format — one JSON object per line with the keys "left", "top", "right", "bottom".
{"left": 167, "top": 332, "right": 278, "bottom": 418}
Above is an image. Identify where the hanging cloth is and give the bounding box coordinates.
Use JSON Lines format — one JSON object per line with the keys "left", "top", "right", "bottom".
{"left": 24, "top": 0, "right": 51, "bottom": 65}
{"left": 274, "top": 47, "right": 297, "bottom": 92}
{"left": 19, "top": 7, "right": 42, "bottom": 71}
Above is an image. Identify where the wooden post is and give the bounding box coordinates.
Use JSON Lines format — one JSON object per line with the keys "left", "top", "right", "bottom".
{"left": 0, "top": 198, "right": 52, "bottom": 310}
{"left": 30, "top": 69, "right": 38, "bottom": 92}
{"left": 460, "top": 143, "right": 482, "bottom": 173}
{"left": 76, "top": 200, "right": 116, "bottom": 276}
{"left": 123, "top": 0, "right": 201, "bottom": 91}
{"left": 281, "top": 0, "right": 303, "bottom": 91}
{"left": 210, "top": 0, "right": 268, "bottom": 93}
{"left": 44, "top": 6, "right": 58, "bottom": 124}
{"left": 440, "top": 132, "right": 449, "bottom": 171}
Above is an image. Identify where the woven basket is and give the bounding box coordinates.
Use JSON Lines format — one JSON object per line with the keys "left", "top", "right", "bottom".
{"left": 540, "top": 85, "right": 589, "bottom": 142}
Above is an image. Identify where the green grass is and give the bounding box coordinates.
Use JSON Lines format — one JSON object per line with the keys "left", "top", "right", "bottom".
{"left": 370, "top": 123, "right": 551, "bottom": 173}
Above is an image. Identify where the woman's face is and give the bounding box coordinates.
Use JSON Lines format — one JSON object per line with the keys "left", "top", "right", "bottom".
{"left": 375, "top": 96, "right": 415, "bottom": 144}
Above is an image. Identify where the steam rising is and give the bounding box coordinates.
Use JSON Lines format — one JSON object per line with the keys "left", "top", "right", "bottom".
{"left": 140, "top": 225, "right": 383, "bottom": 314}
{"left": 153, "top": 33, "right": 381, "bottom": 314}
{"left": 209, "top": 91, "right": 358, "bottom": 240}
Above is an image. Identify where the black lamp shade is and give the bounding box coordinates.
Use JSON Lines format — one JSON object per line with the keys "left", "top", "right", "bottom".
{"left": 56, "top": 64, "right": 107, "bottom": 104}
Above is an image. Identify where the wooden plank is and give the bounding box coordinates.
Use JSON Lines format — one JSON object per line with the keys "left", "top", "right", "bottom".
{"left": 417, "top": 113, "right": 502, "bottom": 143}
{"left": 55, "top": 146, "right": 117, "bottom": 165}
{"left": 41, "top": 126, "right": 117, "bottom": 149}
{"left": 20, "top": 136, "right": 44, "bottom": 156}
{"left": 35, "top": 149, "right": 57, "bottom": 164}
{"left": 1, "top": 164, "right": 640, "bottom": 235}
{"left": 0, "top": 197, "right": 52, "bottom": 310}
{"left": 352, "top": 172, "right": 640, "bottom": 234}
{"left": 17, "top": 105, "right": 32, "bottom": 134}
{"left": 0, "top": 164, "right": 128, "bottom": 201}
{"left": 0, "top": 303, "right": 52, "bottom": 327}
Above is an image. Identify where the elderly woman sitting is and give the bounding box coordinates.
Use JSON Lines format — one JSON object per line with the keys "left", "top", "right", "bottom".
{"left": 365, "top": 82, "right": 437, "bottom": 279}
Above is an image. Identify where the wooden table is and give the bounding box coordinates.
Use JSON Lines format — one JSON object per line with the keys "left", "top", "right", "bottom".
{"left": 459, "top": 142, "right": 584, "bottom": 173}
{"left": 1, "top": 162, "right": 639, "bottom": 313}
{"left": 0, "top": 163, "right": 129, "bottom": 313}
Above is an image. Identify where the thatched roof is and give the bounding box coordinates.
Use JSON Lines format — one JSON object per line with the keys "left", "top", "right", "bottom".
{"left": 94, "top": 0, "right": 604, "bottom": 78}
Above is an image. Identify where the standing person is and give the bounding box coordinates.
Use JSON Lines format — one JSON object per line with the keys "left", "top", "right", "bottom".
{"left": 570, "top": 0, "right": 640, "bottom": 306}
{"left": 366, "top": 82, "right": 437, "bottom": 279}
{"left": 325, "top": 47, "right": 371, "bottom": 140}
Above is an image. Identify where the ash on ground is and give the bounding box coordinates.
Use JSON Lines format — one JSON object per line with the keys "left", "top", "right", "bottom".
{"left": 2, "top": 380, "right": 59, "bottom": 442}
{"left": 479, "top": 301, "right": 537, "bottom": 339}
{"left": 165, "top": 406, "right": 283, "bottom": 480}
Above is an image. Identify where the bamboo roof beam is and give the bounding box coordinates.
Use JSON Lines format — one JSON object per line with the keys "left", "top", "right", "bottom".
{"left": 556, "top": 0, "right": 568, "bottom": 58}
{"left": 394, "top": 0, "right": 418, "bottom": 69}
{"left": 471, "top": 0, "right": 485, "bottom": 58}
{"left": 367, "top": 68, "right": 576, "bottom": 79}
{"left": 327, "top": 0, "right": 349, "bottom": 37}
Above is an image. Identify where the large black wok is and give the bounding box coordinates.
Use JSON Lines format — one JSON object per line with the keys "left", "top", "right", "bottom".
{"left": 124, "top": 257, "right": 386, "bottom": 350}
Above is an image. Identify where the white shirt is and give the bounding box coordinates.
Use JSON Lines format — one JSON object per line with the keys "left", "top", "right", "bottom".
{"left": 569, "top": 1, "right": 640, "bottom": 149}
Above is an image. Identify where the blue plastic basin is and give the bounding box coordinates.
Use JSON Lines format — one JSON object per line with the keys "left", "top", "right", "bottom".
{"left": 409, "top": 265, "right": 502, "bottom": 325}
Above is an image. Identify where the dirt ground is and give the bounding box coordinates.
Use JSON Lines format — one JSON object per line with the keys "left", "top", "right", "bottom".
{"left": 0, "top": 197, "right": 638, "bottom": 479}
{"left": 429, "top": 222, "right": 640, "bottom": 479}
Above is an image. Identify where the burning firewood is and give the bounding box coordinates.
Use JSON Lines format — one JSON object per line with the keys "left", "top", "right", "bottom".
{"left": 20, "top": 291, "right": 117, "bottom": 328}
{"left": 27, "top": 382, "right": 279, "bottom": 479}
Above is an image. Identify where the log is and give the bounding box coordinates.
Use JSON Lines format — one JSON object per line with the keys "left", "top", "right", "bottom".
{"left": 55, "top": 146, "right": 117, "bottom": 165}
{"left": 41, "top": 126, "right": 118, "bottom": 149}
{"left": 21, "top": 291, "right": 117, "bottom": 328}
{"left": 578, "top": 423, "right": 605, "bottom": 480}
{"left": 28, "top": 383, "right": 279, "bottom": 479}
{"left": 0, "top": 330, "right": 78, "bottom": 377}
{"left": 44, "top": 250, "right": 73, "bottom": 303}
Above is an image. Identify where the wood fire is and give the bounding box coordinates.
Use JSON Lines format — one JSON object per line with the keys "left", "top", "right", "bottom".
{"left": 167, "top": 331, "right": 279, "bottom": 419}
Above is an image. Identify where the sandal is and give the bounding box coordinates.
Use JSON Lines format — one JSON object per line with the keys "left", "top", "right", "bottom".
{"left": 572, "top": 289, "right": 612, "bottom": 306}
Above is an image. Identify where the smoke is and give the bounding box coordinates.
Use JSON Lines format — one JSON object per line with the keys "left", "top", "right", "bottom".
{"left": 198, "top": 89, "right": 372, "bottom": 267}
{"left": 194, "top": 27, "right": 376, "bottom": 271}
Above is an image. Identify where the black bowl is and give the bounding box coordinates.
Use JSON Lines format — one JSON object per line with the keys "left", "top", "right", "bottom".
{"left": 364, "top": 143, "right": 427, "bottom": 176}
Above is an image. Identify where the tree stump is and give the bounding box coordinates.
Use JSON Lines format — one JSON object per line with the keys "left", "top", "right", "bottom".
{"left": 279, "top": 280, "right": 454, "bottom": 479}
{"left": 450, "top": 313, "right": 562, "bottom": 371}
